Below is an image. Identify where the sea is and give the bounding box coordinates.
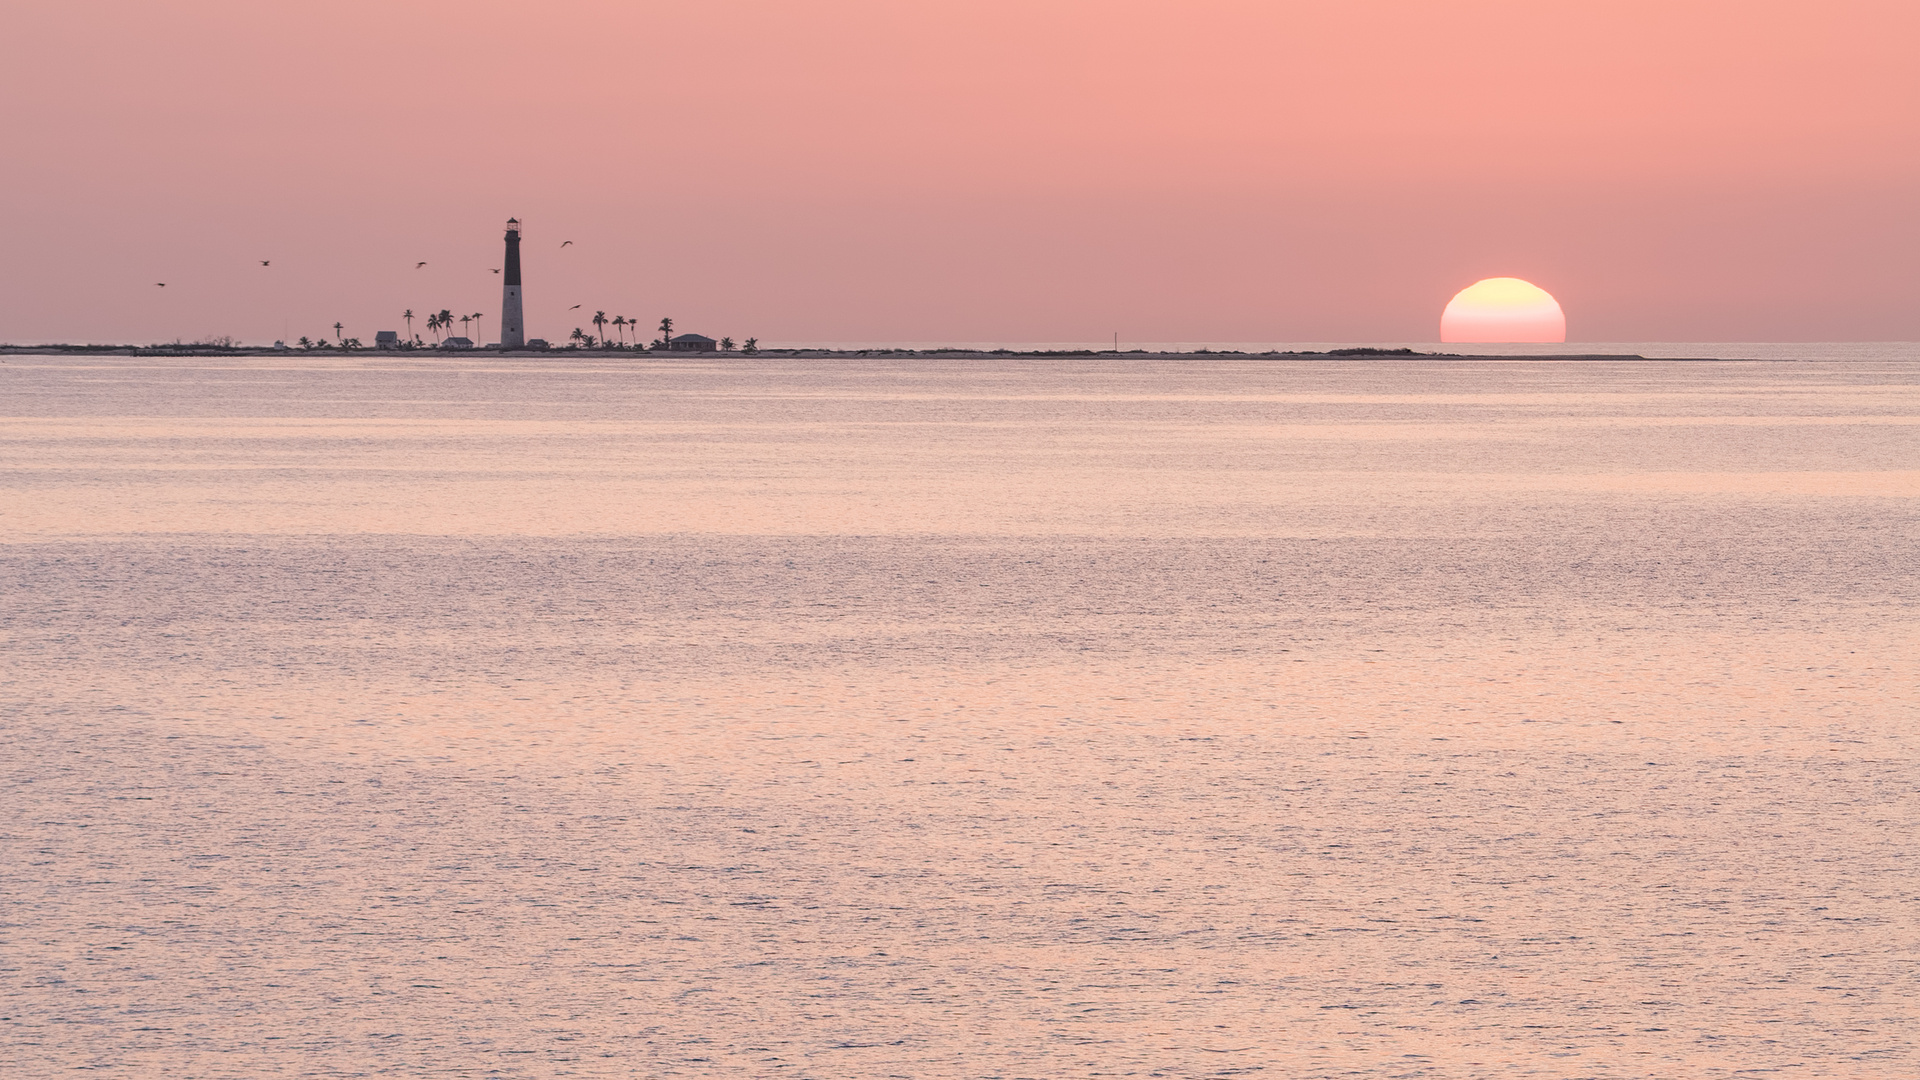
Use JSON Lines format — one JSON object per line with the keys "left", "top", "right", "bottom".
{"left": 3, "top": 346, "right": 1916, "bottom": 1078}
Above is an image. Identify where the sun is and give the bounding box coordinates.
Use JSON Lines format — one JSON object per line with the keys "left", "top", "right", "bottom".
{"left": 1440, "top": 278, "right": 1566, "bottom": 343}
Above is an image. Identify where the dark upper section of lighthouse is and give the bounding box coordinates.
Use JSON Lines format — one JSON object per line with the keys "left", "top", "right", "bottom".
{"left": 503, "top": 219, "right": 522, "bottom": 287}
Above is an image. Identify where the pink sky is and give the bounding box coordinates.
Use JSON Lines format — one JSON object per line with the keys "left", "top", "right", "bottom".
{"left": 5, "top": 0, "right": 1916, "bottom": 344}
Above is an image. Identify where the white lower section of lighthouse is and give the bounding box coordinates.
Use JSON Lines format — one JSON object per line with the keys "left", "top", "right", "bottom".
{"left": 500, "top": 285, "right": 525, "bottom": 349}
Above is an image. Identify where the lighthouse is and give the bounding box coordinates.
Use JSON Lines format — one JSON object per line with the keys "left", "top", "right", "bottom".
{"left": 499, "top": 218, "right": 526, "bottom": 349}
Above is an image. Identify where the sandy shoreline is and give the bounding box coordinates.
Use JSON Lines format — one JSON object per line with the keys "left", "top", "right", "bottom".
{"left": 0, "top": 344, "right": 1729, "bottom": 361}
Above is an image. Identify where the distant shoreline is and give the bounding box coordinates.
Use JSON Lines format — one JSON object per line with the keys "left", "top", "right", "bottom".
{"left": 0, "top": 345, "right": 1741, "bottom": 361}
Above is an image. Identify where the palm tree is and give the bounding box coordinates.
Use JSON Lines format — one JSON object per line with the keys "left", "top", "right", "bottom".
{"left": 720, "top": 336, "right": 735, "bottom": 352}
{"left": 333, "top": 322, "right": 344, "bottom": 344}
{"left": 403, "top": 309, "right": 415, "bottom": 342}
{"left": 437, "top": 309, "right": 454, "bottom": 344}
{"left": 471, "top": 313, "right": 484, "bottom": 344}
{"left": 592, "top": 311, "right": 608, "bottom": 348}
{"left": 459, "top": 315, "right": 471, "bottom": 340}
{"left": 297, "top": 336, "right": 312, "bottom": 349}
{"left": 611, "top": 316, "right": 626, "bottom": 346}
{"left": 657, "top": 316, "right": 673, "bottom": 350}
{"left": 743, "top": 337, "right": 758, "bottom": 354}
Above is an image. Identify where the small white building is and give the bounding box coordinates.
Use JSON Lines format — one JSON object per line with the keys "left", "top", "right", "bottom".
{"left": 441, "top": 337, "right": 475, "bottom": 350}
{"left": 375, "top": 331, "right": 400, "bottom": 350}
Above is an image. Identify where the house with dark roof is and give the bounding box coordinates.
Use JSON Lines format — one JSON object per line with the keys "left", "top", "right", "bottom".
{"left": 668, "top": 333, "right": 717, "bottom": 352}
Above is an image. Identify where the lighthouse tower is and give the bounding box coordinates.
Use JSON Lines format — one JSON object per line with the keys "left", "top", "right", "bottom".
{"left": 499, "top": 218, "right": 526, "bottom": 349}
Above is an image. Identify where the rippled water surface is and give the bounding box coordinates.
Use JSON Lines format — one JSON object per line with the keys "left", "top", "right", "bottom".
{"left": 3, "top": 351, "right": 1917, "bottom": 1077}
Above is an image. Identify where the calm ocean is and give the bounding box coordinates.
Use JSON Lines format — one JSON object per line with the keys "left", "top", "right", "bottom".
{"left": 3, "top": 349, "right": 1916, "bottom": 1077}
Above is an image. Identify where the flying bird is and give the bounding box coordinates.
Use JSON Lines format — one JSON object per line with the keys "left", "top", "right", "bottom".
{"left": 156, "top": 282, "right": 166, "bottom": 287}
{"left": 560, "top": 241, "right": 573, "bottom": 248}
{"left": 415, "top": 261, "right": 428, "bottom": 269}
{"left": 569, "top": 304, "right": 581, "bottom": 310}
{"left": 490, "top": 268, "right": 501, "bottom": 274}
{"left": 260, "top": 260, "right": 271, "bottom": 267}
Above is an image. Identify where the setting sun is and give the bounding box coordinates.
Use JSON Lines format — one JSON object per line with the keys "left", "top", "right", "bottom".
{"left": 1441, "top": 278, "right": 1567, "bottom": 343}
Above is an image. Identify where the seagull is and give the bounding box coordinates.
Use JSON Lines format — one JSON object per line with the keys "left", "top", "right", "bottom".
{"left": 490, "top": 268, "right": 501, "bottom": 274}
{"left": 560, "top": 241, "right": 573, "bottom": 248}
{"left": 156, "top": 282, "right": 166, "bottom": 287}
{"left": 260, "top": 260, "right": 271, "bottom": 267}
{"left": 416, "top": 261, "right": 428, "bottom": 269}
{"left": 569, "top": 304, "right": 581, "bottom": 310}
